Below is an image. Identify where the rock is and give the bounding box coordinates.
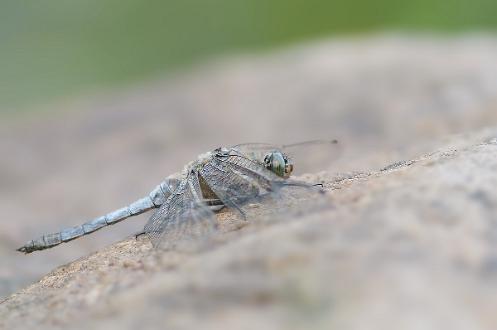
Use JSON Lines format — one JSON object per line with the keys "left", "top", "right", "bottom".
{"left": 2, "top": 35, "right": 497, "bottom": 329}
{"left": 1, "top": 130, "right": 497, "bottom": 329}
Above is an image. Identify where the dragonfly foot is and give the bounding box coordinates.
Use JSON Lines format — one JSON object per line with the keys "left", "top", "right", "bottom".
{"left": 134, "top": 231, "right": 146, "bottom": 240}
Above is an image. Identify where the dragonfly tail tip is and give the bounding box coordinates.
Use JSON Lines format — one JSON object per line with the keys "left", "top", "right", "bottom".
{"left": 16, "top": 246, "right": 31, "bottom": 254}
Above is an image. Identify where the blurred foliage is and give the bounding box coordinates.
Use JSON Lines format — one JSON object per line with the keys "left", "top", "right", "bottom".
{"left": 1, "top": 0, "right": 496, "bottom": 111}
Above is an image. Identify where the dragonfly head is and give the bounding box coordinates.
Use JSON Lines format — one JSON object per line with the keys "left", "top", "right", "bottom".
{"left": 263, "top": 151, "right": 293, "bottom": 178}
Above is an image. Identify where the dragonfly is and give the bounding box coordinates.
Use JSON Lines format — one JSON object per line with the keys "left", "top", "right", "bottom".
{"left": 17, "top": 140, "right": 339, "bottom": 254}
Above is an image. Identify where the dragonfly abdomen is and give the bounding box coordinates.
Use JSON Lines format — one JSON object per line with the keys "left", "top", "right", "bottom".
{"left": 17, "top": 177, "right": 181, "bottom": 254}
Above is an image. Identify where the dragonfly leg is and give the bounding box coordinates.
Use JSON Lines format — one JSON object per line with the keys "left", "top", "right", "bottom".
{"left": 204, "top": 199, "right": 223, "bottom": 207}
{"left": 229, "top": 200, "right": 247, "bottom": 221}
{"left": 134, "top": 230, "right": 147, "bottom": 240}
{"left": 279, "top": 180, "right": 326, "bottom": 194}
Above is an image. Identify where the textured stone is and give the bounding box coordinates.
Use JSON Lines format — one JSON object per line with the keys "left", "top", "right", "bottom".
{"left": 1, "top": 35, "right": 497, "bottom": 329}
{"left": 1, "top": 132, "right": 497, "bottom": 330}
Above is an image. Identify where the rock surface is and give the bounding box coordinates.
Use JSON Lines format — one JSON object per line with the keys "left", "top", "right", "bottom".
{"left": 2, "top": 130, "right": 497, "bottom": 330}
{"left": 1, "top": 35, "right": 497, "bottom": 329}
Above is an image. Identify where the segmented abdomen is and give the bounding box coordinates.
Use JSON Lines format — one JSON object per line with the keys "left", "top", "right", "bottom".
{"left": 17, "top": 177, "right": 181, "bottom": 253}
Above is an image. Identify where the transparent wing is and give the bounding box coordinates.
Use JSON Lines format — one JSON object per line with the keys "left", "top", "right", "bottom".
{"left": 221, "top": 151, "right": 331, "bottom": 217}
{"left": 232, "top": 140, "right": 341, "bottom": 175}
{"left": 199, "top": 157, "right": 267, "bottom": 218}
{"left": 144, "top": 173, "right": 217, "bottom": 249}
{"left": 233, "top": 139, "right": 339, "bottom": 156}
{"left": 200, "top": 153, "right": 322, "bottom": 219}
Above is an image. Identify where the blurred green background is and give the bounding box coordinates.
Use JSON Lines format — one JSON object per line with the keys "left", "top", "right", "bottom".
{"left": 1, "top": 0, "right": 496, "bottom": 113}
